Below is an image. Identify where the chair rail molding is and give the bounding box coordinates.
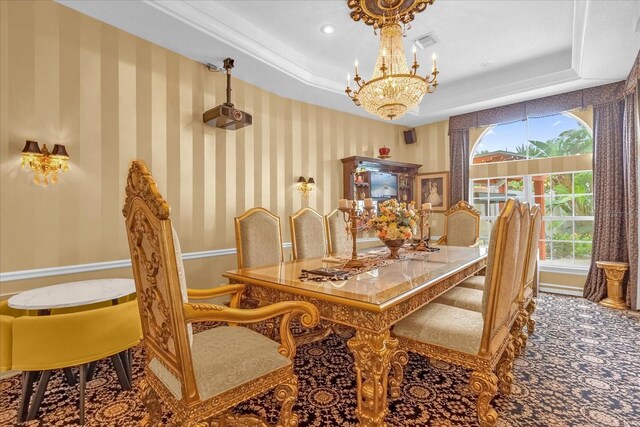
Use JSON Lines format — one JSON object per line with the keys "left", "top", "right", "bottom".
{"left": 0, "top": 238, "right": 382, "bottom": 283}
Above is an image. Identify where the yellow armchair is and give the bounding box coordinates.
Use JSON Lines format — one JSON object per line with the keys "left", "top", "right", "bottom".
{"left": 11, "top": 300, "right": 142, "bottom": 424}
{"left": 0, "top": 300, "right": 26, "bottom": 372}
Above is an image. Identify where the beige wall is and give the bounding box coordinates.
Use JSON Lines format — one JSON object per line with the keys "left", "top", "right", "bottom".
{"left": 395, "top": 119, "right": 450, "bottom": 236}
{"left": 0, "top": 0, "right": 591, "bottom": 297}
{"left": 0, "top": 1, "right": 404, "bottom": 296}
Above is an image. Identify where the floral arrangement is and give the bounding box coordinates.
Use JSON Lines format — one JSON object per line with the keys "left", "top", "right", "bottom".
{"left": 366, "top": 199, "right": 418, "bottom": 240}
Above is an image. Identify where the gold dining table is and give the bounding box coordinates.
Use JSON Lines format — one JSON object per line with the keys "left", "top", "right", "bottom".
{"left": 223, "top": 245, "right": 488, "bottom": 427}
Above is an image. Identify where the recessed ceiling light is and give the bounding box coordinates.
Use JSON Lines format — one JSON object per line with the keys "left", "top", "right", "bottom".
{"left": 481, "top": 60, "right": 495, "bottom": 68}
{"left": 320, "top": 24, "right": 336, "bottom": 35}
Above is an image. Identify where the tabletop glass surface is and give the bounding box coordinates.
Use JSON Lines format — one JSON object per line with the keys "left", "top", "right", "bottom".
{"left": 8, "top": 278, "right": 136, "bottom": 310}
{"left": 224, "top": 246, "right": 487, "bottom": 308}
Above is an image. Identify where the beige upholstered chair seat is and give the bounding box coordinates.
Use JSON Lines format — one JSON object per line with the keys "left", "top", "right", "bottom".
{"left": 434, "top": 287, "right": 484, "bottom": 312}
{"left": 150, "top": 326, "right": 291, "bottom": 401}
{"left": 459, "top": 275, "right": 485, "bottom": 290}
{"left": 393, "top": 303, "right": 484, "bottom": 355}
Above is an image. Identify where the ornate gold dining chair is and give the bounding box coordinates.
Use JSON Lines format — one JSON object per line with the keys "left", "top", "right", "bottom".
{"left": 123, "top": 161, "right": 318, "bottom": 426}
{"left": 433, "top": 203, "right": 531, "bottom": 314}
{"left": 325, "top": 209, "right": 351, "bottom": 255}
{"left": 448, "top": 205, "right": 542, "bottom": 356}
{"left": 235, "top": 207, "right": 284, "bottom": 268}
{"left": 436, "top": 200, "right": 481, "bottom": 247}
{"left": 392, "top": 198, "right": 522, "bottom": 427}
{"left": 290, "top": 207, "right": 326, "bottom": 260}
{"left": 513, "top": 205, "right": 542, "bottom": 355}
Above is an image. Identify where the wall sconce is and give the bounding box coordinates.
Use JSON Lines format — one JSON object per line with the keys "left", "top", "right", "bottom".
{"left": 297, "top": 176, "right": 315, "bottom": 199}
{"left": 20, "top": 140, "right": 70, "bottom": 185}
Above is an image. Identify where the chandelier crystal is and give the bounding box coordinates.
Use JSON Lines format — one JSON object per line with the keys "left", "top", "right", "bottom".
{"left": 346, "top": 22, "right": 438, "bottom": 120}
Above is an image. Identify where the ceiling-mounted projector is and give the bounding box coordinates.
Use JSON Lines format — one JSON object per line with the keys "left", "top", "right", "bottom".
{"left": 203, "top": 58, "right": 252, "bottom": 131}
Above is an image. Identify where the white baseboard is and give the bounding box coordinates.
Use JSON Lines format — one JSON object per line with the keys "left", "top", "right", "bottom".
{"left": 539, "top": 282, "right": 584, "bottom": 297}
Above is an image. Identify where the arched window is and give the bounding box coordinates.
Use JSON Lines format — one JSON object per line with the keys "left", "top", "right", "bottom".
{"left": 470, "top": 112, "right": 594, "bottom": 267}
{"left": 471, "top": 113, "right": 592, "bottom": 164}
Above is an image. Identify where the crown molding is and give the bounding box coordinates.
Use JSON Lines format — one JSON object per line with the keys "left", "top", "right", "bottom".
{"left": 56, "top": 0, "right": 634, "bottom": 127}
{"left": 571, "top": 0, "right": 590, "bottom": 77}
{"left": 141, "top": 0, "right": 594, "bottom": 126}
{"left": 145, "top": 0, "right": 345, "bottom": 94}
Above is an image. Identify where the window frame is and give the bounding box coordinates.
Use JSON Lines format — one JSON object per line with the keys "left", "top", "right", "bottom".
{"left": 471, "top": 170, "right": 594, "bottom": 268}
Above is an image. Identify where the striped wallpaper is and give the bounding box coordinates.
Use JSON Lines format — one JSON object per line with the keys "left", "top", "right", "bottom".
{"left": 1, "top": 1, "right": 454, "bottom": 294}
{"left": 0, "top": 1, "right": 590, "bottom": 296}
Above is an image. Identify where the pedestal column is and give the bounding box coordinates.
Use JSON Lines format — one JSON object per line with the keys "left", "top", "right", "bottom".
{"left": 596, "top": 261, "right": 629, "bottom": 310}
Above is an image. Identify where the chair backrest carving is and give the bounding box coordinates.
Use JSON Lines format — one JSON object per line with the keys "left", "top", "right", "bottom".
{"left": 290, "top": 208, "right": 326, "bottom": 260}
{"left": 235, "top": 208, "right": 284, "bottom": 269}
{"left": 522, "top": 205, "right": 542, "bottom": 294}
{"left": 122, "top": 160, "right": 198, "bottom": 402}
{"left": 325, "top": 209, "right": 351, "bottom": 255}
{"left": 441, "top": 201, "right": 481, "bottom": 247}
{"left": 479, "top": 198, "right": 521, "bottom": 355}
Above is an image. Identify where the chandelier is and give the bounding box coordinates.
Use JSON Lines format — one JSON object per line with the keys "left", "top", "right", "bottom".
{"left": 345, "top": 0, "right": 438, "bottom": 120}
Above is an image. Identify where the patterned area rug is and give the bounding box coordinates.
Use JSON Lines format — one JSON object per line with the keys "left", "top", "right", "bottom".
{"left": 1, "top": 294, "right": 639, "bottom": 426}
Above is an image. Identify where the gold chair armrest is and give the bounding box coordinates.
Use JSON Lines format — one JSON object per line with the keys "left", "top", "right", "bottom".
{"left": 186, "top": 284, "right": 246, "bottom": 308}
{"left": 183, "top": 301, "right": 319, "bottom": 359}
{"left": 436, "top": 235, "right": 446, "bottom": 245}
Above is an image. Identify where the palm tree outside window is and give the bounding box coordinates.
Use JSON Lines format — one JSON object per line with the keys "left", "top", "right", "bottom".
{"left": 470, "top": 112, "right": 594, "bottom": 266}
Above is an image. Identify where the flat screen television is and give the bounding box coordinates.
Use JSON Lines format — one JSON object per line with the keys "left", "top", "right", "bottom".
{"left": 369, "top": 172, "right": 398, "bottom": 198}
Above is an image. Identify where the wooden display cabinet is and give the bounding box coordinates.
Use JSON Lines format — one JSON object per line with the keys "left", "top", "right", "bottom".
{"left": 341, "top": 156, "right": 422, "bottom": 203}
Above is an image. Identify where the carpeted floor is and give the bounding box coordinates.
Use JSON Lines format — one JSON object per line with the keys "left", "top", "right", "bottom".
{"left": 1, "top": 293, "right": 639, "bottom": 426}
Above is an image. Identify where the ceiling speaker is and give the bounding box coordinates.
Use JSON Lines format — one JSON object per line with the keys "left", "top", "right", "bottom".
{"left": 403, "top": 129, "right": 417, "bottom": 144}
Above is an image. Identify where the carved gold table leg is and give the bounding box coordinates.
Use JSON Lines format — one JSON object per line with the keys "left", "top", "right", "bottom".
{"left": 597, "top": 261, "right": 630, "bottom": 310}
{"left": 347, "top": 330, "right": 398, "bottom": 427}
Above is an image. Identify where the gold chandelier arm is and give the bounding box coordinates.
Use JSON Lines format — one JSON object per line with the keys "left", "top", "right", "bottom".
{"left": 426, "top": 83, "right": 437, "bottom": 94}
{"left": 426, "top": 69, "right": 439, "bottom": 84}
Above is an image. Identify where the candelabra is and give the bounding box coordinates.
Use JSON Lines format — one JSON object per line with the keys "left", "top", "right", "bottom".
{"left": 339, "top": 200, "right": 374, "bottom": 268}
{"left": 413, "top": 207, "right": 432, "bottom": 251}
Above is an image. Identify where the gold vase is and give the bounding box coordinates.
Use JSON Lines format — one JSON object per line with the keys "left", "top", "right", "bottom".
{"left": 381, "top": 238, "right": 405, "bottom": 259}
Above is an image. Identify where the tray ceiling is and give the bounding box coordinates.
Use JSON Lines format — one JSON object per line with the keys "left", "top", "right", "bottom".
{"left": 57, "top": 0, "right": 640, "bottom": 127}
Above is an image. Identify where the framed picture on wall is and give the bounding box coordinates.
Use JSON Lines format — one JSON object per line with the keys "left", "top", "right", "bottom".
{"left": 416, "top": 171, "right": 450, "bottom": 212}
